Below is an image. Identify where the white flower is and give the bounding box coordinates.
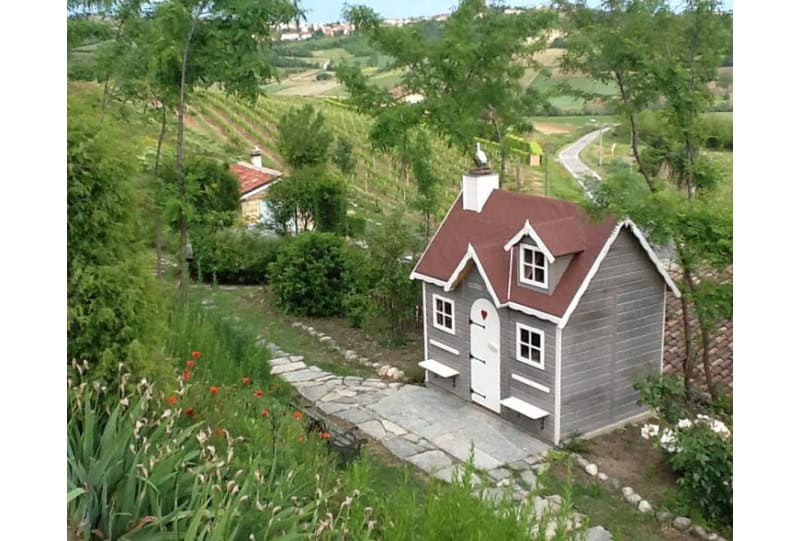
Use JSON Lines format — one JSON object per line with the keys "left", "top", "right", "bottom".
{"left": 710, "top": 420, "right": 731, "bottom": 439}
{"left": 660, "top": 428, "right": 678, "bottom": 453}
{"left": 641, "top": 424, "right": 660, "bottom": 440}
{"left": 677, "top": 418, "right": 693, "bottom": 430}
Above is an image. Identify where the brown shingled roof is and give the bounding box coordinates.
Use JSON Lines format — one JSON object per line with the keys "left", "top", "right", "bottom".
{"left": 412, "top": 190, "right": 618, "bottom": 319}
{"left": 229, "top": 162, "right": 282, "bottom": 199}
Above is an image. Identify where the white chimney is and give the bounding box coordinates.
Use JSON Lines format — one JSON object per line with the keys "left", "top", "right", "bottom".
{"left": 250, "top": 147, "right": 262, "bottom": 168}
{"left": 462, "top": 168, "right": 499, "bottom": 212}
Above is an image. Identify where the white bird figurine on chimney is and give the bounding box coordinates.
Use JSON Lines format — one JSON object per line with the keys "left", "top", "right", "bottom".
{"left": 473, "top": 142, "right": 488, "bottom": 168}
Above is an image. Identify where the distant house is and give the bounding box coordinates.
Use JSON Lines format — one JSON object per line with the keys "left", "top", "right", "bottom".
{"left": 229, "top": 148, "right": 283, "bottom": 228}
{"left": 389, "top": 85, "right": 425, "bottom": 104}
{"left": 410, "top": 165, "right": 680, "bottom": 445}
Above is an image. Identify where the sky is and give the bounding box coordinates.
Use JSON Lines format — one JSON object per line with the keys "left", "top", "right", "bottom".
{"left": 299, "top": 1, "right": 733, "bottom": 24}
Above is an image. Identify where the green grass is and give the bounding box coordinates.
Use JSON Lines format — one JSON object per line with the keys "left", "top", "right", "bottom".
{"left": 311, "top": 47, "right": 354, "bottom": 61}
{"left": 537, "top": 461, "right": 671, "bottom": 540}
{"left": 196, "top": 286, "right": 373, "bottom": 378}
{"left": 367, "top": 69, "right": 406, "bottom": 89}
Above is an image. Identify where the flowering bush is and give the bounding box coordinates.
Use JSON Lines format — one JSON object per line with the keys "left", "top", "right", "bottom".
{"left": 641, "top": 414, "right": 732, "bottom": 526}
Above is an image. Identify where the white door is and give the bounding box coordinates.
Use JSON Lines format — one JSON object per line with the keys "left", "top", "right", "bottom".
{"left": 470, "top": 298, "right": 501, "bottom": 413}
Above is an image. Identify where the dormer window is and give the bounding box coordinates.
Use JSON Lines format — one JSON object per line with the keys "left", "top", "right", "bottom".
{"left": 520, "top": 245, "right": 548, "bottom": 288}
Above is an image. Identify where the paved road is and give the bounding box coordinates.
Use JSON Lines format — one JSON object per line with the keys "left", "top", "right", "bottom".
{"left": 557, "top": 127, "right": 675, "bottom": 264}
{"left": 557, "top": 127, "right": 610, "bottom": 201}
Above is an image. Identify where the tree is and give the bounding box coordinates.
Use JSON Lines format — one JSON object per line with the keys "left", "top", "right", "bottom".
{"left": 277, "top": 104, "right": 335, "bottom": 169}
{"left": 265, "top": 166, "right": 348, "bottom": 235}
{"left": 148, "top": 0, "right": 298, "bottom": 262}
{"left": 162, "top": 158, "right": 240, "bottom": 233}
{"left": 333, "top": 136, "right": 356, "bottom": 176}
{"left": 313, "top": 173, "right": 349, "bottom": 234}
{"left": 560, "top": 0, "right": 732, "bottom": 400}
{"left": 409, "top": 131, "right": 443, "bottom": 242}
{"left": 338, "top": 0, "right": 556, "bottom": 182}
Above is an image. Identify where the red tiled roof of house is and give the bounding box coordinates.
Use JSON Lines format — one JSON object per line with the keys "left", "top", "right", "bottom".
{"left": 412, "top": 190, "right": 619, "bottom": 318}
{"left": 229, "top": 162, "right": 282, "bottom": 198}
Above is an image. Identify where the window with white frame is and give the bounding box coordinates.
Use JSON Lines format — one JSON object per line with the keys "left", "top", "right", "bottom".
{"left": 516, "top": 323, "right": 544, "bottom": 369}
{"left": 432, "top": 294, "right": 455, "bottom": 334}
{"left": 520, "top": 244, "right": 548, "bottom": 288}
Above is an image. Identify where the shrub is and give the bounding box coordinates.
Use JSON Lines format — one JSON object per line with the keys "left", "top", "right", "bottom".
{"left": 634, "top": 373, "right": 687, "bottom": 424}
{"left": 67, "top": 100, "right": 164, "bottom": 381}
{"left": 269, "top": 232, "right": 349, "bottom": 316}
{"left": 189, "top": 228, "right": 284, "bottom": 285}
{"left": 641, "top": 415, "right": 732, "bottom": 527}
{"left": 316, "top": 71, "right": 334, "bottom": 80}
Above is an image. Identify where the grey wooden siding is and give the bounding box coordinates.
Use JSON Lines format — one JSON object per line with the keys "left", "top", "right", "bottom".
{"left": 560, "top": 228, "right": 665, "bottom": 438}
{"left": 424, "top": 265, "right": 557, "bottom": 442}
{"left": 500, "top": 309, "right": 557, "bottom": 442}
{"left": 424, "top": 267, "right": 486, "bottom": 400}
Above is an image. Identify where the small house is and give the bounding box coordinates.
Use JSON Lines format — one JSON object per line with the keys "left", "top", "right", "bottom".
{"left": 229, "top": 148, "right": 283, "bottom": 227}
{"left": 410, "top": 166, "right": 680, "bottom": 445}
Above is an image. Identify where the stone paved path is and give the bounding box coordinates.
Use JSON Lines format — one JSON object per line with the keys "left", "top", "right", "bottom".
{"left": 266, "top": 342, "right": 612, "bottom": 540}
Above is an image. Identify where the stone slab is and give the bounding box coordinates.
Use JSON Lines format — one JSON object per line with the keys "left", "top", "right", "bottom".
{"left": 269, "top": 356, "right": 292, "bottom": 366}
{"left": 407, "top": 450, "right": 453, "bottom": 473}
{"left": 381, "top": 419, "right": 407, "bottom": 436}
{"left": 271, "top": 361, "right": 306, "bottom": 375}
{"left": 357, "top": 420, "right": 387, "bottom": 440}
{"left": 382, "top": 436, "right": 424, "bottom": 459}
{"left": 433, "top": 464, "right": 481, "bottom": 486}
{"left": 281, "top": 369, "right": 325, "bottom": 383}
{"left": 337, "top": 407, "right": 377, "bottom": 425}
{"left": 317, "top": 401, "right": 352, "bottom": 415}
{"left": 297, "top": 382, "right": 341, "bottom": 402}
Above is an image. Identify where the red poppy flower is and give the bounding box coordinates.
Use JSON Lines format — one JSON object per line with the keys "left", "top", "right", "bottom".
{"left": 167, "top": 395, "right": 178, "bottom": 405}
{"left": 186, "top": 360, "right": 195, "bottom": 369}
{"left": 182, "top": 370, "right": 191, "bottom": 381}
{"left": 185, "top": 407, "right": 194, "bottom": 417}
{"left": 214, "top": 428, "right": 223, "bottom": 437}
{"left": 297, "top": 435, "right": 306, "bottom": 444}
{"left": 293, "top": 411, "right": 303, "bottom": 421}
{"left": 261, "top": 409, "right": 270, "bottom": 417}
{"left": 242, "top": 377, "right": 251, "bottom": 385}
{"left": 191, "top": 351, "right": 201, "bottom": 359}
{"left": 210, "top": 386, "right": 219, "bottom": 395}
{"left": 254, "top": 389, "right": 264, "bottom": 398}
{"left": 320, "top": 431, "right": 331, "bottom": 440}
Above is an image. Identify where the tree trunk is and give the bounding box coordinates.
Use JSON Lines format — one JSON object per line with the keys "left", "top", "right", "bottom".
{"left": 176, "top": 7, "right": 203, "bottom": 267}
{"left": 681, "top": 262, "right": 719, "bottom": 402}
{"left": 99, "top": 19, "right": 125, "bottom": 123}
{"left": 613, "top": 70, "right": 656, "bottom": 192}
{"left": 154, "top": 104, "right": 168, "bottom": 278}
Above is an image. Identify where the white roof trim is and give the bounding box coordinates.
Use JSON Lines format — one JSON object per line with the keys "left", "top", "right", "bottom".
{"left": 557, "top": 220, "right": 681, "bottom": 330}
{"left": 624, "top": 219, "right": 681, "bottom": 298}
{"left": 409, "top": 191, "right": 463, "bottom": 280}
{"left": 503, "top": 301, "right": 562, "bottom": 325}
{"left": 502, "top": 219, "right": 555, "bottom": 263}
{"left": 442, "top": 244, "right": 503, "bottom": 307}
{"left": 240, "top": 179, "right": 280, "bottom": 201}
{"left": 235, "top": 161, "right": 283, "bottom": 177}
{"left": 409, "top": 271, "right": 447, "bottom": 288}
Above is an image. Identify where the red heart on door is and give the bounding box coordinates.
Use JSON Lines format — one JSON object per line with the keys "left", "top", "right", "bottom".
{"left": 481, "top": 310, "right": 487, "bottom": 320}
